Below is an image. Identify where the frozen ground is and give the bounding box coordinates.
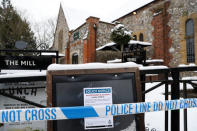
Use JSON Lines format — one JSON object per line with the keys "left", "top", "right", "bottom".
{"left": 145, "top": 82, "right": 197, "bottom": 131}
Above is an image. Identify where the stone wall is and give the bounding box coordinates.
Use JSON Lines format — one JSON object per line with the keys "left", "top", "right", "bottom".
{"left": 116, "top": 0, "right": 197, "bottom": 67}
{"left": 96, "top": 22, "right": 114, "bottom": 48}
{"left": 96, "top": 51, "right": 122, "bottom": 63}
{"left": 117, "top": 4, "right": 154, "bottom": 59}
{"left": 168, "top": 0, "right": 197, "bottom": 67}
{"left": 70, "top": 23, "right": 89, "bottom": 43}
{"left": 69, "top": 23, "right": 89, "bottom": 64}
{"left": 52, "top": 6, "right": 69, "bottom": 58}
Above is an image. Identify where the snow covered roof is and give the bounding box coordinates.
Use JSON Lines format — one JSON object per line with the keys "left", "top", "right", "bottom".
{"left": 96, "top": 42, "right": 116, "bottom": 51}
{"left": 128, "top": 40, "right": 152, "bottom": 46}
{"left": 96, "top": 40, "right": 152, "bottom": 51}
{"left": 107, "top": 59, "right": 122, "bottom": 63}
{"left": 178, "top": 63, "right": 197, "bottom": 67}
{"left": 146, "top": 59, "right": 164, "bottom": 63}
{"left": 48, "top": 62, "right": 141, "bottom": 71}
{"left": 41, "top": 52, "right": 65, "bottom": 57}
{"left": 0, "top": 71, "right": 46, "bottom": 79}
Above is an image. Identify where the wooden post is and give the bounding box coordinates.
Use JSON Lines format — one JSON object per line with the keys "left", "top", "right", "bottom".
{"left": 171, "top": 69, "right": 180, "bottom": 131}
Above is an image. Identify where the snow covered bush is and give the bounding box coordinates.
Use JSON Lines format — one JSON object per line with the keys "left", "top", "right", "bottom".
{"left": 110, "top": 21, "right": 132, "bottom": 51}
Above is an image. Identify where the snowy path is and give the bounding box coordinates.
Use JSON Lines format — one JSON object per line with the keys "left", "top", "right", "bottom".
{"left": 145, "top": 82, "right": 197, "bottom": 131}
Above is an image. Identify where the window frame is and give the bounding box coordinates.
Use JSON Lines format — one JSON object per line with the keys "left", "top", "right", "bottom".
{"left": 72, "top": 53, "right": 78, "bottom": 64}
{"left": 185, "top": 19, "right": 195, "bottom": 63}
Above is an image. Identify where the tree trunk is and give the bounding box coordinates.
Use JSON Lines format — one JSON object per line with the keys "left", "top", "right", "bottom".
{"left": 121, "top": 44, "right": 124, "bottom": 52}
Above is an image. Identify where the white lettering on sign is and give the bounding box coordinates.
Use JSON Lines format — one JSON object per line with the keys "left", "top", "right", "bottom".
{"left": 4, "top": 60, "right": 36, "bottom": 67}
{"left": 5, "top": 60, "right": 19, "bottom": 66}
{"left": 20, "top": 60, "right": 36, "bottom": 66}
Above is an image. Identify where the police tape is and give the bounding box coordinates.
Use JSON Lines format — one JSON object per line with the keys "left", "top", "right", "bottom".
{"left": 0, "top": 98, "right": 197, "bottom": 123}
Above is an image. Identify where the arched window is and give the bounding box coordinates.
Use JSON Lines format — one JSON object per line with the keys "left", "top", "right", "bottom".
{"left": 133, "top": 35, "right": 137, "bottom": 40}
{"left": 58, "top": 30, "right": 63, "bottom": 52}
{"left": 185, "top": 19, "right": 195, "bottom": 63}
{"left": 72, "top": 53, "right": 78, "bottom": 64}
{"left": 139, "top": 33, "right": 144, "bottom": 41}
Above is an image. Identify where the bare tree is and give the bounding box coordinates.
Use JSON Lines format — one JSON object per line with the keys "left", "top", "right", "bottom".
{"left": 33, "top": 17, "right": 56, "bottom": 50}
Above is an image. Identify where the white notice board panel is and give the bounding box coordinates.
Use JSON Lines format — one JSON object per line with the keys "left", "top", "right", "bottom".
{"left": 0, "top": 81, "right": 47, "bottom": 131}
{"left": 84, "top": 87, "right": 113, "bottom": 130}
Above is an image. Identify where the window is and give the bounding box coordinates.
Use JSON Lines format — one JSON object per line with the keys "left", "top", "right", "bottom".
{"left": 58, "top": 30, "right": 63, "bottom": 52}
{"left": 139, "top": 33, "right": 144, "bottom": 41}
{"left": 73, "top": 32, "right": 79, "bottom": 41}
{"left": 185, "top": 19, "right": 195, "bottom": 63}
{"left": 133, "top": 35, "right": 137, "bottom": 40}
{"left": 72, "top": 53, "right": 78, "bottom": 64}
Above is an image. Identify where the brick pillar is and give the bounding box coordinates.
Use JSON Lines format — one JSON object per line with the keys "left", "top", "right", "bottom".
{"left": 65, "top": 46, "right": 70, "bottom": 64}
{"left": 85, "top": 16, "right": 99, "bottom": 63}
{"left": 83, "top": 39, "right": 88, "bottom": 63}
{"left": 151, "top": 1, "right": 172, "bottom": 66}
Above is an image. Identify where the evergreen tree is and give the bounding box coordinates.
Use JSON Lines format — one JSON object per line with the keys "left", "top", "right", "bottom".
{"left": 110, "top": 22, "right": 132, "bottom": 51}
{"left": 0, "top": 0, "right": 36, "bottom": 52}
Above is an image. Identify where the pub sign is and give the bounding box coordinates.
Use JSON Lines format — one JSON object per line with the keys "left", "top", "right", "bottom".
{"left": 0, "top": 56, "right": 52, "bottom": 70}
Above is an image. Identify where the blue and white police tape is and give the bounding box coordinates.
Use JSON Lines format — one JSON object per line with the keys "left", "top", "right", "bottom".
{"left": 0, "top": 98, "right": 197, "bottom": 123}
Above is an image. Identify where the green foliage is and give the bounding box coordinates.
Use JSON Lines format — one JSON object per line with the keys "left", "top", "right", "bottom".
{"left": 0, "top": 0, "right": 36, "bottom": 51}
{"left": 110, "top": 22, "right": 132, "bottom": 51}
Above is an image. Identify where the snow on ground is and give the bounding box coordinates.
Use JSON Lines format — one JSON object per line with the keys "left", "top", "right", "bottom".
{"left": 145, "top": 82, "right": 197, "bottom": 131}
{"left": 0, "top": 71, "right": 46, "bottom": 78}
{"left": 139, "top": 66, "right": 168, "bottom": 70}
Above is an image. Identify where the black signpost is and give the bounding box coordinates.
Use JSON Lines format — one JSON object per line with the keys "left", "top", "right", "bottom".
{"left": 122, "top": 44, "right": 148, "bottom": 65}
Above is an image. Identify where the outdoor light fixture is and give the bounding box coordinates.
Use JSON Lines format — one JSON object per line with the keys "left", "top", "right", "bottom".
{"left": 133, "top": 12, "right": 137, "bottom": 15}
{"left": 93, "top": 24, "right": 97, "bottom": 30}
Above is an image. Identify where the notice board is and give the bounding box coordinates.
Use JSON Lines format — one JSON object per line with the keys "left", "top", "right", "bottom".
{"left": 0, "top": 81, "right": 47, "bottom": 131}
{"left": 47, "top": 67, "right": 144, "bottom": 131}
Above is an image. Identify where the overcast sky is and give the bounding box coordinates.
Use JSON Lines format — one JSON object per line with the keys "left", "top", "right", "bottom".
{"left": 9, "top": 0, "right": 153, "bottom": 30}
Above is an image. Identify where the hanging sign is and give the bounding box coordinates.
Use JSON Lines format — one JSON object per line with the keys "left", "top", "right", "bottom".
{"left": 0, "top": 56, "right": 52, "bottom": 70}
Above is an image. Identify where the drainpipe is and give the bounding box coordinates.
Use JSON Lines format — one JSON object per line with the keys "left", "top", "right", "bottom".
{"left": 93, "top": 23, "right": 97, "bottom": 62}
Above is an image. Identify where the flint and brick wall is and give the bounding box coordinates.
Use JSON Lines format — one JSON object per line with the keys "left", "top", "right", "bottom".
{"left": 168, "top": 0, "right": 197, "bottom": 67}
{"left": 116, "top": 2, "right": 155, "bottom": 60}
{"left": 116, "top": 0, "right": 197, "bottom": 67}
{"left": 69, "top": 23, "right": 88, "bottom": 64}
{"left": 96, "top": 22, "right": 114, "bottom": 48}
